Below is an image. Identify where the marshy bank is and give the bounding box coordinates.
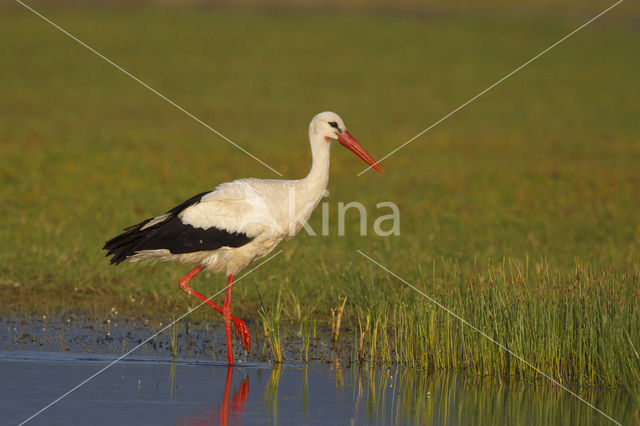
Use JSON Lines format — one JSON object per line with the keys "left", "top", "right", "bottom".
{"left": 3, "top": 259, "right": 640, "bottom": 393}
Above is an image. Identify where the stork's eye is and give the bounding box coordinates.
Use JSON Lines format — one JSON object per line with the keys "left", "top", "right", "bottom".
{"left": 329, "top": 121, "right": 340, "bottom": 131}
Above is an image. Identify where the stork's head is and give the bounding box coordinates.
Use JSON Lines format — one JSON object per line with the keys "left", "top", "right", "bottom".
{"left": 310, "top": 111, "right": 383, "bottom": 173}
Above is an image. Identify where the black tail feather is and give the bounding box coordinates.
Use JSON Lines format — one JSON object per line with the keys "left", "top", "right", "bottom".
{"left": 104, "top": 190, "right": 253, "bottom": 265}
{"left": 103, "top": 219, "right": 154, "bottom": 264}
{"left": 104, "top": 191, "right": 210, "bottom": 265}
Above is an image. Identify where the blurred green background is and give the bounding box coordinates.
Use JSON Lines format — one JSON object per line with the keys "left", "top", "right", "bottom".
{"left": 0, "top": 0, "right": 638, "bottom": 317}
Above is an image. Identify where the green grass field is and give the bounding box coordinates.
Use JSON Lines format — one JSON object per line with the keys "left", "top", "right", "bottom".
{"left": 1, "top": 2, "right": 639, "bottom": 391}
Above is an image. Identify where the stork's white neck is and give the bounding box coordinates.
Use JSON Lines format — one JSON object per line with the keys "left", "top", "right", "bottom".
{"left": 304, "top": 133, "right": 331, "bottom": 188}
{"left": 288, "top": 132, "right": 331, "bottom": 230}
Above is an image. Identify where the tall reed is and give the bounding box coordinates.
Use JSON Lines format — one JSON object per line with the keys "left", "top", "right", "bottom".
{"left": 353, "top": 260, "right": 640, "bottom": 392}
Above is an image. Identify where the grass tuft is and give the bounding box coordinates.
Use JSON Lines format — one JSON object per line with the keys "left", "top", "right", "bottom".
{"left": 259, "top": 290, "right": 283, "bottom": 363}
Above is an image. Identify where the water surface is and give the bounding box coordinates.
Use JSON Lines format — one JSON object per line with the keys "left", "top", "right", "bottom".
{"left": 1, "top": 316, "right": 637, "bottom": 425}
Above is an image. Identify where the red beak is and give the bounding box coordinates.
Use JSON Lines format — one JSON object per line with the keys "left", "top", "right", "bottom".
{"left": 337, "top": 131, "right": 383, "bottom": 174}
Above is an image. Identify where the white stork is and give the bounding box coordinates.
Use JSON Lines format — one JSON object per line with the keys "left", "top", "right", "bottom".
{"left": 104, "top": 111, "right": 383, "bottom": 365}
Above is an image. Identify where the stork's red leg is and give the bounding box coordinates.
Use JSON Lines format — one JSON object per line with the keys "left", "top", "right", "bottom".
{"left": 178, "top": 267, "right": 251, "bottom": 357}
{"left": 223, "top": 274, "right": 235, "bottom": 365}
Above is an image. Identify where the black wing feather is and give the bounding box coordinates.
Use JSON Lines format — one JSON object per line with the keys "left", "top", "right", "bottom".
{"left": 103, "top": 191, "right": 252, "bottom": 265}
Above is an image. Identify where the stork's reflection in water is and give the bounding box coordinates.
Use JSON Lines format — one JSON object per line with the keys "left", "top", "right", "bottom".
{"left": 176, "top": 366, "right": 249, "bottom": 426}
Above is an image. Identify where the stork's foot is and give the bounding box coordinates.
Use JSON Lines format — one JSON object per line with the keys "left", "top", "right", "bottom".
{"left": 232, "top": 316, "right": 251, "bottom": 352}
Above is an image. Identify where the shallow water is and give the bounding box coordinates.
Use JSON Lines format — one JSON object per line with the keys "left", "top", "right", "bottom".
{"left": 1, "top": 317, "right": 638, "bottom": 425}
